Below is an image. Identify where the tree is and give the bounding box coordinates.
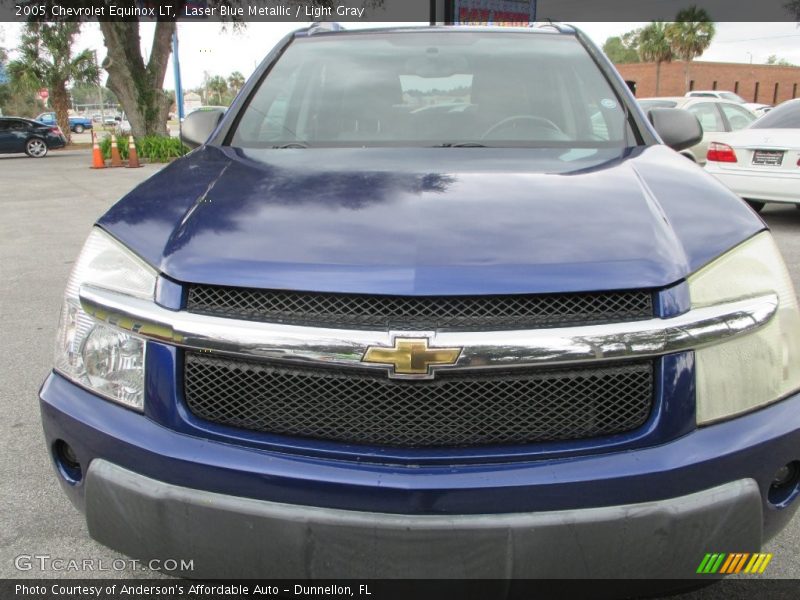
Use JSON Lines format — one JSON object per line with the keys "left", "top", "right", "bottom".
{"left": 207, "top": 75, "right": 228, "bottom": 105}
{"left": 20, "top": 1, "right": 380, "bottom": 138}
{"left": 0, "top": 44, "right": 9, "bottom": 106}
{"left": 637, "top": 22, "right": 674, "bottom": 95}
{"left": 667, "top": 6, "right": 716, "bottom": 93}
{"left": 1, "top": 39, "right": 46, "bottom": 118}
{"left": 99, "top": 19, "right": 175, "bottom": 138}
{"left": 602, "top": 36, "right": 639, "bottom": 64}
{"left": 71, "top": 83, "right": 118, "bottom": 107}
{"left": 228, "top": 71, "right": 245, "bottom": 96}
{"left": 766, "top": 55, "right": 794, "bottom": 66}
{"left": 7, "top": 22, "right": 98, "bottom": 143}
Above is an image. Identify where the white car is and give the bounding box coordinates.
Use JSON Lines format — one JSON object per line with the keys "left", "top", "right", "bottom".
{"left": 685, "top": 90, "right": 770, "bottom": 116}
{"left": 115, "top": 113, "right": 131, "bottom": 136}
{"left": 705, "top": 98, "right": 800, "bottom": 212}
{"left": 638, "top": 96, "right": 757, "bottom": 165}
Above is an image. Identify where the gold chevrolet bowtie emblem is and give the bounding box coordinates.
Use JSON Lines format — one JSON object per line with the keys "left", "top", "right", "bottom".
{"left": 362, "top": 337, "right": 462, "bottom": 378}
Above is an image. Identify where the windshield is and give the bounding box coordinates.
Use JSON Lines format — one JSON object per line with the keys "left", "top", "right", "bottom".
{"left": 719, "top": 92, "right": 746, "bottom": 103}
{"left": 751, "top": 100, "right": 800, "bottom": 129}
{"left": 230, "top": 31, "right": 629, "bottom": 148}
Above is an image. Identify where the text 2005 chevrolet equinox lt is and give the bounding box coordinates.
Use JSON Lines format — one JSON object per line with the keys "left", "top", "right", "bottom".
{"left": 40, "top": 24, "right": 800, "bottom": 581}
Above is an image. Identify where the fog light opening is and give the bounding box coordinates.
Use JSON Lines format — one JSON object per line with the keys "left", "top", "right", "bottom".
{"left": 768, "top": 461, "right": 800, "bottom": 507}
{"left": 54, "top": 440, "right": 82, "bottom": 484}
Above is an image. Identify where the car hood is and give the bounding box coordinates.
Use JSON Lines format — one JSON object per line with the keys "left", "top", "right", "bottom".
{"left": 98, "top": 145, "right": 763, "bottom": 295}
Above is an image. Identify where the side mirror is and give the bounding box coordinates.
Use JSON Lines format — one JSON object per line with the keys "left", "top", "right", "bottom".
{"left": 647, "top": 108, "right": 703, "bottom": 152}
{"left": 181, "top": 108, "right": 225, "bottom": 149}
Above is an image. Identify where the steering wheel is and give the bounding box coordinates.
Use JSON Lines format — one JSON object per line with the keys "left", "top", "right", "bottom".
{"left": 481, "top": 115, "right": 564, "bottom": 140}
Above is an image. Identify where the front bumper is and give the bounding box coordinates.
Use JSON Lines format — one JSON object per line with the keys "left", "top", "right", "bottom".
{"left": 40, "top": 372, "right": 800, "bottom": 578}
{"left": 87, "top": 459, "right": 760, "bottom": 579}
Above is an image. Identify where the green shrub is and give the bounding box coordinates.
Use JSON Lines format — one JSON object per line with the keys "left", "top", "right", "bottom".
{"left": 98, "top": 135, "right": 129, "bottom": 160}
{"left": 99, "top": 134, "right": 189, "bottom": 163}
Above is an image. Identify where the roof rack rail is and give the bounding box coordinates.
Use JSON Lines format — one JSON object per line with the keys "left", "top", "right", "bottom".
{"left": 532, "top": 21, "right": 573, "bottom": 33}
{"left": 308, "top": 22, "right": 345, "bottom": 35}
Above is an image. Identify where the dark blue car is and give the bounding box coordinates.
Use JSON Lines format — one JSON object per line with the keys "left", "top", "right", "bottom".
{"left": 40, "top": 25, "right": 800, "bottom": 583}
{"left": 0, "top": 117, "right": 66, "bottom": 157}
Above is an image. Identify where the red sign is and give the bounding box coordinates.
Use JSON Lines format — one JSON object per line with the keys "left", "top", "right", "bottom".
{"left": 453, "top": 0, "right": 537, "bottom": 26}
{"left": 38, "top": 88, "right": 49, "bottom": 100}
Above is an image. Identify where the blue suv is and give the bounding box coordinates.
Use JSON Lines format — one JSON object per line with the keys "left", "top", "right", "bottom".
{"left": 40, "top": 25, "right": 800, "bottom": 581}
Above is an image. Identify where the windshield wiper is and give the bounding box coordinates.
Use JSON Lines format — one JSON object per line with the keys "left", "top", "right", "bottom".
{"left": 432, "top": 142, "right": 488, "bottom": 148}
{"left": 273, "top": 142, "right": 310, "bottom": 149}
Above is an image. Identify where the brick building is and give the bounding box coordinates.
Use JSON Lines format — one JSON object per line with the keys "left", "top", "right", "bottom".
{"left": 615, "top": 61, "right": 800, "bottom": 104}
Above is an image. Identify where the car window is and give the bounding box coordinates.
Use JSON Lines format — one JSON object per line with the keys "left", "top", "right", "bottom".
{"left": 751, "top": 101, "right": 800, "bottom": 129}
{"left": 686, "top": 102, "right": 724, "bottom": 132}
{"left": 8, "top": 120, "right": 28, "bottom": 130}
{"left": 0, "top": 119, "right": 9, "bottom": 131}
{"left": 719, "top": 103, "right": 756, "bottom": 131}
{"left": 689, "top": 92, "right": 716, "bottom": 98}
{"left": 231, "top": 32, "right": 629, "bottom": 148}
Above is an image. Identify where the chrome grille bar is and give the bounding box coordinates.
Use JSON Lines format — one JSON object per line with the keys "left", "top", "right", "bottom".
{"left": 79, "top": 284, "right": 778, "bottom": 373}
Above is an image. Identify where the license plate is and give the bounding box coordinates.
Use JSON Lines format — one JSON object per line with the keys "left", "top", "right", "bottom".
{"left": 752, "top": 150, "right": 784, "bottom": 166}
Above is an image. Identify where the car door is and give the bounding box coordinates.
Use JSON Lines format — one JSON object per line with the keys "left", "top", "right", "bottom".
{"left": 0, "top": 119, "right": 13, "bottom": 152}
{"left": 685, "top": 102, "right": 726, "bottom": 164}
{"left": 7, "top": 119, "right": 32, "bottom": 152}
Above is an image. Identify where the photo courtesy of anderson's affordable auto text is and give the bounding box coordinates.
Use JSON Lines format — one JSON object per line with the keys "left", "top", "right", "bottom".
{"left": 2, "top": 0, "right": 800, "bottom": 598}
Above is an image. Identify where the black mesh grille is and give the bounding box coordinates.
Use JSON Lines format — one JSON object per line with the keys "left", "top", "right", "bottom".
{"left": 186, "top": 285, "right": 654, "bottom": 331}
{"left": 184, "top": 353, "right": 654, "bottom": 448}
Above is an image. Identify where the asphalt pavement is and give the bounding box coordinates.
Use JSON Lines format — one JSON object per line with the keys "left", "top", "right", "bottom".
{"left": 1, "top": 148, "right": 798, "bottom": 591}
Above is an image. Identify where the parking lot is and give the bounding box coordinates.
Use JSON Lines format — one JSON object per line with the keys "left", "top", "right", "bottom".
{"left": 63, "top": 122, "right": 180, "bottom": 146}
{"left": 2, "top": 148, "right": 800, "bottom": 589}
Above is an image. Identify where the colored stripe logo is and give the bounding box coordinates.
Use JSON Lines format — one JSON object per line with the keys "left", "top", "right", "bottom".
{"left": 697, "top": 553, "right": 773, "bottom": 574}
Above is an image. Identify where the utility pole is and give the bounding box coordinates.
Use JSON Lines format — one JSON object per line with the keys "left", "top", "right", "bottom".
{"left": 94, "top": 50, "right": 105, "bottom": 125}
{"left": 173, "top": 28, "right": 184, "bottom": 138}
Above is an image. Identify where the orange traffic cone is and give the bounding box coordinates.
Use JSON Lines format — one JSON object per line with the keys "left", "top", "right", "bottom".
{"left": 110, "top": 134, "right": 123, "bottom": 167}
{"left": 90, "top": 131, "right": 105, "bottom": 169}
{"left": 126, "top": 135, "right": 142, "bottom": 168}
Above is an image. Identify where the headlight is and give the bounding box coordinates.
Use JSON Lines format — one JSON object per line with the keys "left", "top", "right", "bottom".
{"left": 690, "top": 232, "right": 800, "bottom": 424}
{"left": 55, "top": 228, "right": 157, "bottom": 411}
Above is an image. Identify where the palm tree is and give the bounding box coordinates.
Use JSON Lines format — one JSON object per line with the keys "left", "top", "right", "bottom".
{"left": 667, "top": 6, "right": 716, "bottom": 93}
{"left": 637, "top": 22, "right": 673, "bottom": 96}
{"left": 7, "top": 22, "right": 98, "bottom": 143}
{"left": 207, "top": 75, "right": 228, "bottom": 105}
{"left": 227, "top": 71, "right": 245, "bottom": 96}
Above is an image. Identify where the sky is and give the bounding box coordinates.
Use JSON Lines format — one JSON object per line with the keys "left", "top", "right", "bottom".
{"left": 1, "top": 21, "right": 799, "bottom": 91}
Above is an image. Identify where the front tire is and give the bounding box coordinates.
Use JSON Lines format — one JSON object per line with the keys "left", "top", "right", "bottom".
{"left": 745, "top": 200, "right": 765, "bottom": 213}
{"left": 73, "top": 124, "right": 85, "bottom": 134}
{"left": 25, "top": 138, "right": 48, "bottom": 158}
